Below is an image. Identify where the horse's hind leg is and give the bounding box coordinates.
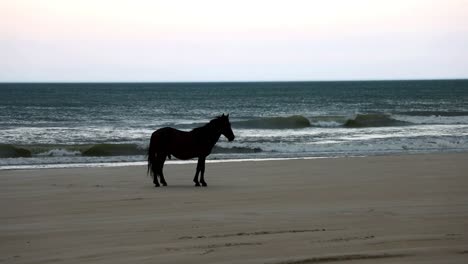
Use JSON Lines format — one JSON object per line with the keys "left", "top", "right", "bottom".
{"left": 156, "top": 154, "right": 167, "bottom": 186}
{"left": 199, "top": 157, "right": 207, "bottom": 187}
{"left": 152, "top": 164, "right": 160, "bottom": 188}
{"left": 193, "top": 158, "right": 202, "bottom": 187}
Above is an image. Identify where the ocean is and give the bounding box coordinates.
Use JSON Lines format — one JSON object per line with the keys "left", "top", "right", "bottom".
{"left": 1, "top": 80, "right": 468, "bottom": 169}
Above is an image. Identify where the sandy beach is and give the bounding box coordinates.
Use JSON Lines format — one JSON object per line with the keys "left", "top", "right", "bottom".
{"left": 1, "top": 153, "right": 467, "bottom": 263}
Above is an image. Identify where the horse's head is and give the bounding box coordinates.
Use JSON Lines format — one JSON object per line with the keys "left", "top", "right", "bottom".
{"left": 215, "top": 114, "right": 235, "bottom": 142}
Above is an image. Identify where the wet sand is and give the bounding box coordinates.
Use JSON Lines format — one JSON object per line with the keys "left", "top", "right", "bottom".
{"left": 1, "top": 153, "right": 468, "bottom": 263}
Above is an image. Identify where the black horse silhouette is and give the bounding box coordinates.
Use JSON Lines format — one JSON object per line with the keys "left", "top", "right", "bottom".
{"left": 147, "top": 114, "right": 235, "bottom": 187}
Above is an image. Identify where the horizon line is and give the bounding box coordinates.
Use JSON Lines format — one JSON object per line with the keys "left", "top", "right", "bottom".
{"left": 1, "top": 78, "right": 468, "bottom": 84}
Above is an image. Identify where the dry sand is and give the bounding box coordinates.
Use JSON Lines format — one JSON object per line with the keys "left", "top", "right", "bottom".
{"left": 1, "top": 153, "right": 468, "bottom": 263}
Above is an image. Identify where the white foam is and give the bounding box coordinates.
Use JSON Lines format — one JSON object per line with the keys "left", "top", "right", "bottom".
{"left": 393, "top": 115, "right": 468, "bottom": 125}
{"left": 0, "top": 156, "right": 338, "bottom": 171}
{"left": 311, "top": 121, "right": 343, "bottom": 127}
{"left": 0, "top": 126, "right": 154, "bottom": 145}
{"left": 36, "top": 149, "right": 81, "bottom": 157}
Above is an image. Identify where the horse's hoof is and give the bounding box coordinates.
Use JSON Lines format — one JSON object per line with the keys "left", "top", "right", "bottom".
{"left": 154, "top": 184, "right": 160, "bottom": 188}
{"left": 201, "top": 182, "right": 208, "bottom": 187}
{"left": 161, "top": 182, "right": 168, "bottom": 186}
{"left": 194, "top": 183, "right": 201, "bottom": 187}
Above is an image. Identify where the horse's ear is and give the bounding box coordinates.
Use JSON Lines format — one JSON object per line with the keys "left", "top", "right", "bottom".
{"left": 222, "top": 113, "right": 225, "bottom": 117}
{"left": 227, "top": 114, "right": 229, "bottom": 118}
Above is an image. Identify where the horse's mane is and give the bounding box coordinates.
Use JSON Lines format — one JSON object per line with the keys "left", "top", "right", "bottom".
{"left": 190, "top": 116, "right": 222, "bottom": 134}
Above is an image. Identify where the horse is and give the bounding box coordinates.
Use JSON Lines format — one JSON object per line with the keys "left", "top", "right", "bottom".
{"left": 147, "top": 114, "right": 235, "bottom": 187}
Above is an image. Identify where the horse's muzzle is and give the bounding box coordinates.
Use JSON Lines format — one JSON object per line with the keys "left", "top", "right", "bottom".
{"left": 228, "top": 136, "right": 235, "bottom": 142}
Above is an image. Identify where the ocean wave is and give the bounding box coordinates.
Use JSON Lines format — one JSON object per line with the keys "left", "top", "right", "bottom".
{"left": 0, "top": 144, "right": 31, "bottom": 158}
{"left": 81, "top": 144, "right": 146, "bottom": 156}
{"left": 395, "top": 111, "right": 468, "bottom": 117}
{"left": 310, "top": 121, "right": 343, "bottom": 128}
{"left": 230, "top": 114, "right": 417, "bottom": 129}
{"left": 0, "top": 143, "right": 262, "bottom": 158}
{"left": 309, "top": 116, "right": 348, "bottom": 128}
{"left": 212, "top": 146, "right": 262, "bottom": 154}
{"left": 344, "top": 114, "right": 410, "bottom": 128}
{"left": 232, "top": 115, "right": 311, "bottom": 129}
{"left": 216, "top": 135, "right": 468, "bottom": 155}
{"left": 0, "top": 144, "right": 146, "bottom": 158}
{"left": 392, "top": 114, "right": 468, "bottom": 125}
{"left": 237, "top": 113, "right": 468, "bottom": 129}
{"left": 37, "top": 148, "right": 82, "bottom": 157}
{"left": 230, "top": 112, "right": 467, "bottom": 130}
{"left": 309, "top": 114, "right": 409, "bottom": 128}
{"left": 2, "top": 131, "right": 468, "bottom": 167}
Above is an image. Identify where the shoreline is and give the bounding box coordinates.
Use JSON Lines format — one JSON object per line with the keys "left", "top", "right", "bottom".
{"left": 0, "top": 155, "right": 339, "bottom": 171}
{"left": 1, "top": 152, "right": 467, "bottom": 263}
{"left": 1, "top": 150, "right": 467, "bottom": 171}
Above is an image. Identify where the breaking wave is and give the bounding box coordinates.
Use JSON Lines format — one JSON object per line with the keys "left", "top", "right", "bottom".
{"left": 183, "top": 113, "right": 468, "bottom": 131}
{"left": 0, "top": 144, "right": 146, "bottom": 158}
{"left": 0, "top": 144, "right": 31, "bottom": 158}
{"left": 0, "top": 143, "right": 263, "bottom": 158}
{"left": 37, "top": 149, "right": 81, "bottom": 157}
{"left": 309, "top": 114, "right": 410, "bottom": 128}
{"left": 309, "top": 116, "right": 348, "bottom": 128}
{"left": 81, "top": 144, "right": 145, "bottom": 156}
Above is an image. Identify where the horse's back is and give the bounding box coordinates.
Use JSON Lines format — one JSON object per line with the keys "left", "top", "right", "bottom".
{"left": 152, "top": 127, "right": 187, "bottom": 143}
{"left": 151, "top": 127, "right": 195, "bottom": 158}
{"left": 153, "top": 126, "right": 180, "bottom": 135}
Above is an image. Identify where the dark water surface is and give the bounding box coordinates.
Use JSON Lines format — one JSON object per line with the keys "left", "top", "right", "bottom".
{"left": 1, "top": 80, "right": 468, "bottom": 168}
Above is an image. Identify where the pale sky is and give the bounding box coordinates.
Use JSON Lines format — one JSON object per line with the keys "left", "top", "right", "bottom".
{"left": 1, "top": 0, "right": 468, "bottom": 82}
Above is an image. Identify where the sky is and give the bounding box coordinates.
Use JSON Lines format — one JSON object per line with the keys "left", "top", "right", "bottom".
{"left": 1, "top": 0, "right": 468, "bottom": 82}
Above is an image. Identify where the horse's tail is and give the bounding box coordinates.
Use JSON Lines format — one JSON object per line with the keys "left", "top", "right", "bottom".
{"left": 147, "top": 132, "right": 157, "bottom": 178}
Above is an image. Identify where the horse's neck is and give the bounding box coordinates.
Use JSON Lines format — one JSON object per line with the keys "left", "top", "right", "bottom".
{"left": 195, "top": 125, "right": 221, "bottom": 145}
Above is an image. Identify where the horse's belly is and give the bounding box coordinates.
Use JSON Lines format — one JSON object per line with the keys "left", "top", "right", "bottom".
{"left": 171, "top": 151, "right": 196, "bottom": 160}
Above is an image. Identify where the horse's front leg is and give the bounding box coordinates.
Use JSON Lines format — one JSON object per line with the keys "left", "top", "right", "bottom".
{"left": 193, "top": 157, "right": 205, "bottom": 187}
{"left": 198, "top": 157, "right": 207, "bottom": 187}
